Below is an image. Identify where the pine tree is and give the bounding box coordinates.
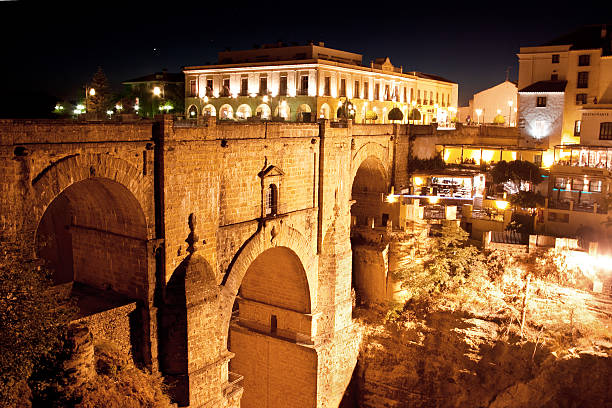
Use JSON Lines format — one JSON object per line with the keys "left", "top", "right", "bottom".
{"left": 88, "top": 67, "right": 112, "bottom": 114}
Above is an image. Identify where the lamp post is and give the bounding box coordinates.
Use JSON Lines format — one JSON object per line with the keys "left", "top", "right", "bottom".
{"left": 475, "top": 108, "right": 483, "bottom": 125}
{"left": 85, "top": 86, "right": 95, "bottom": 113}
{"left": 508, "top": 100, "right": 513, "bottom": 126}
{"left": 152, "top": 85, "right": 162, "bottom": 118}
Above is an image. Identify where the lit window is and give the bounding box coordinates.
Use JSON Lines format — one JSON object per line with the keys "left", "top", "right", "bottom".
{"left": 354, "top": 80, "right": 360, "bottom": 98}
{"left": 600, "top": 122, "right": 612, "bottom": 140}
{"left": 536, "top": 96, "right": 547, "bottom": 107}
{"left": 589, "top": 179, "right": 602, "bottom": 192}
{"left": 574, "top": 120, "right": 581, "bottom": 136}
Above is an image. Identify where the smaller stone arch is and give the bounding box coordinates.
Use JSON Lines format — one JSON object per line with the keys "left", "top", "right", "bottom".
{"left": 320, "top": 103, "right": 331, "bottom": 119}
{"left": 203, "top": 104, "right": 216, "bottom": 117}
{"left": 187, "top": 105, "right": 198, "bottom": 118}
{"left": 255, "top": 103, "right": 271, "bottom": 120}
{"left": 219, "top": 104, "right": 234, "bottom": 119}
{"left": 236, "top": 104, "right": 252, "bottom": 120}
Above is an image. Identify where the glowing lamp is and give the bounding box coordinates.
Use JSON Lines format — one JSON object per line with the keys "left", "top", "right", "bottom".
{"left": 262, "top": 95, "right": 269, "bottom": 103}
{"left": 89, "top": 88, "right": 96, "bottom": 96}
{"left": 414, "top": 176, "right": 424, "bottom": 186}
{"left": 386, "top": 194, "right": 398, "bottom": 203}
{"left": 106, "top": 110, "right": 113, "bottom": 115}
{"left": 508, "top": 100, "right": 513, "bottom": 107}
{"left": 428, "top": 196, "right": 440, "bottom": 204}
{"left": 115, "top": 103, "right": 122, "bottom": 111}
{"left": 495, "top": 200, "right": 509, "bottom": 210}
{"left": 203, "top": 96, "right": 209, "bottom": 103}
{"left": 76, "top": 104, "right": 85, "bottom": 110}
{"left": 153, "top": 86, "right": 161, "bottom": 96}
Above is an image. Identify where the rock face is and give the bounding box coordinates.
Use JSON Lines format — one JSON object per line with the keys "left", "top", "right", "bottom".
{"left": 351, "top": 312, "right": 612, "bottom": 408}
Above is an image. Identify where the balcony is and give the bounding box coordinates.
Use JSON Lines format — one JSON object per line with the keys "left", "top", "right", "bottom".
{"left": 547, "top": 199, "right": 607, "bottom": 214}
{"left": 554, "top": 145, "right": 612, "bottom": 171}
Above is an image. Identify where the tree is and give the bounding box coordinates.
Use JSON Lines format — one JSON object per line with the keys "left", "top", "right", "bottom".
{"left": 393, "top": 223, "right": 484, "bottom": 301}
{"left": 0, "top": 242, "right": 74, "bottom": 407}
{"left": 388, "top": 107, "right": 404, "bottom": 122}
{"left": 489, "top": 160, "right": 542, "bottom": 193}
{"left": 365, "top": 110, "right": 378, "bottom": 122}
{"left": 88, "top": 67, "right": 112, "bottom": 114}
{"left": 493, "top": 114, "right": 505, "bottom": 125}
{"left": 509, "top": 190, "right": 545, "bottom": 209}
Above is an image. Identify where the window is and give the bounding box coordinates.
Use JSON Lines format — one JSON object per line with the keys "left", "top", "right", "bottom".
{"left": 554, "top": 177, "right": 567, "bottom": 189}
{"left": 436, "top": 92, "right": 439, "bottom": 104}
{"left": 409, "top": 88, "right": 414, "bottom": 102}
{"left": 206, "top": 79, "right": 213, "bottom": 96}
{"left": 576, "top": 93, "right": 587, "bottom": 105}
{"left": 189, "top": 80, "right": 197, "bottom": 97}
{"left": 354, "top": 81, "right": 360, "bottom": 98}
{"left": 403, "top": 87, "right": 407, "bottom": 102}
{"left": 417, "top": 90, "right": 421, "bottom": 103}
{"left": 384, "top": 84, "right": 390, "bottom": 100}
{"left": 430, "top": 91, "right": 433, "bottom": 104}
{"left": 536, "top": 96, "right": 547, "bottom": 107}
{"left": 551, "top": 73, "right": 558, "bottom": 80}
{"left": 259, "top": 77, "right": 268, "bottom": 95}
{"left": 572, "top": 178, "right": 587, "bottom": 191}
{"left": 589, "top": 180, "right": 603, "bottom": 193}
{"left": 552, "top": 54, "right": 560, "bottom": 63}
{"left": 574, "top": 120, "right": 581, "bottom": 136}
{"left": 375, "top": 83, "right": 380, "bottom": 100}
{"left": 300, "top": 75, "right": 308, "bottom": 95}
{"left": 578, "top": 54, "right": 590, "bottom": 66}
{"left": 577, "top": 71, "right": 589, "bottom": 88}
{"left": 394, "top": 86, "right": 399, "bottom": 101}
{"left": 270, "top": 315, "right": 277, "bottom": 334}
{"left": 265, "top": 184, "right": 278, "bottom": 216}
{"left": 363, "top": 82, "right": 369, "bottom": 99}
{"left": 240, "top": 77, "right": 248, "bottom": 96}
{"left": 340, "top": 78, "right": 346, "bottom": 97}
{"left": 279, "top": 76, "right": 287, "bottom": 96}
{"left": 222, "top": 78, "right": 230, "bottom": 96}
{"left": 600, "top": 122, "right": 612, "bottom": 140}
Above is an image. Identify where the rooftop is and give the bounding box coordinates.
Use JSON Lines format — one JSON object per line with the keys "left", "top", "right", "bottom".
{"left": 123, "top": 71, "right": 184, "bottom": 84}
{"left": 544, "top": 24, "right": 612, "bottom": 55}
{"left": 519, "top": 80, "right": 567, "bottom": 93}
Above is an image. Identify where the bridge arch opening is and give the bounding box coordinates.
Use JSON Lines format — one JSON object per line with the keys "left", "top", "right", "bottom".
{"left": 35, "top": 176, "right": 149, "bottom": 302}
{"left": 229, "top": 246, "right": 315, "bottom": 408}
{"left": 350, "top": 155, "right": 391, "bottom": 307}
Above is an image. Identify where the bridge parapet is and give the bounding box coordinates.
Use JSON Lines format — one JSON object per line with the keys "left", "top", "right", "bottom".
{"left": 0, "top": 119, "right": 153, "bottom": 145}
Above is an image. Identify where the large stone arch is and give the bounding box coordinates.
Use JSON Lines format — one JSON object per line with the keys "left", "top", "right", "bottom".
{"left": 30, "top": 153, "right": 153, "bottom": 238}
{"left": 220, "top": 221, "right": 317, "bottom": 333}
{"left": 350, "top": 141, "right": 390, "bottom": 188}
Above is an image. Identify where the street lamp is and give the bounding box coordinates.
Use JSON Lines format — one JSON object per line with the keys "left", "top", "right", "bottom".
{"left": 85, "top": 86, "right": 95, "bottom": 113}
{"left": 475, "top": 108, "right": 483, "bottom": 125}
{"left": 508, "top": 100, "right": 514, "bottom": 127}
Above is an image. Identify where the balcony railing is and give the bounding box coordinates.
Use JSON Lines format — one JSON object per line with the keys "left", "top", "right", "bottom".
{"left": 547, "top": 199, "right": 607, "bottom": 214}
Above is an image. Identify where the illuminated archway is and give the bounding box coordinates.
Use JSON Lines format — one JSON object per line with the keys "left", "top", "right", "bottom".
{"left": 255, "top": 103, "right": 271, "bottom": 120}
{"left": 320, "top": 103, "right": 331, "bottom": 119}
{"left": 219, "top": 104, "right": 234, "bottom": 119}
{"left": 296, "top": 103, "right": 312, "bottom": 122}
{"left": 274, "top": 101, "right": 290, "bottom": 120}
{"left": 203, "top": 103, "right": 216, "bottom": 117}
{"left": 236, "top": 104, "right": 252, "bottom": 120}
{"left": 187, "top": 105, "right": 198, "bottom": 118}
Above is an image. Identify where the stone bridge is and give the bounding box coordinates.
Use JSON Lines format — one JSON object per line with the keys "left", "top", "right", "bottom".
{"left": 0, "top": 117, "right": 412, "bottom": 408}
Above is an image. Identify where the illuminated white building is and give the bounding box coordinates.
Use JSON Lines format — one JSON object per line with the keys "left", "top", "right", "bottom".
{"left": 517, "top": 24, "right": 612, "bottom": 146}
{"left": 459, "top": 80, "right": 518, "bottom": 125}
{"left": 183, "top": 42, "right": 458, "bottom": 124}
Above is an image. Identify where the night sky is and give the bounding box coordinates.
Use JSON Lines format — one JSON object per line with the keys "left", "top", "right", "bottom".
{"left": 0, "top": 1, "right": 606, "bottom": 117}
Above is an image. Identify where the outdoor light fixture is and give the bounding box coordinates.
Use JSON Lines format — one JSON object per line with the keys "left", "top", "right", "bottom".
{"left": 428, "top": 196, "right": 440, "bottom": 204}
{"left": 262, "top": 95, "right": 269, "bottom": 103}
{"left": 495, "top": 200, "right": 509, "bottom": 210}
{"left": 475, "top": 108, "right": 483, "bottom": 124}
{"left": 89, "top": 88, "right": 96, "bottom": 96}
{"left": 153, "top": 86, "right": 161, "bottom": 96}
{"left": 386, "top": 194, "right": 398, "bottom": 203}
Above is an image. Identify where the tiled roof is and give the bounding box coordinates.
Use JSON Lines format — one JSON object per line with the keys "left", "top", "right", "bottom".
{"left": 519, "top": 80, "right": 567, "bottom": 93}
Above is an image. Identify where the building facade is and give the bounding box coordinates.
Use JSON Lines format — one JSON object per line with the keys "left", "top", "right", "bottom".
{"left": 517, "top": 24, "right": 612, "bottom": 146}
{"left": 460, "top": 80, "right": 518, "bottom": 125}
{"left": 123, "top": 70, "right": 184, "bottom": 118}
{"left": 183, "top": 42, "right": 458, "bottom": 125}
